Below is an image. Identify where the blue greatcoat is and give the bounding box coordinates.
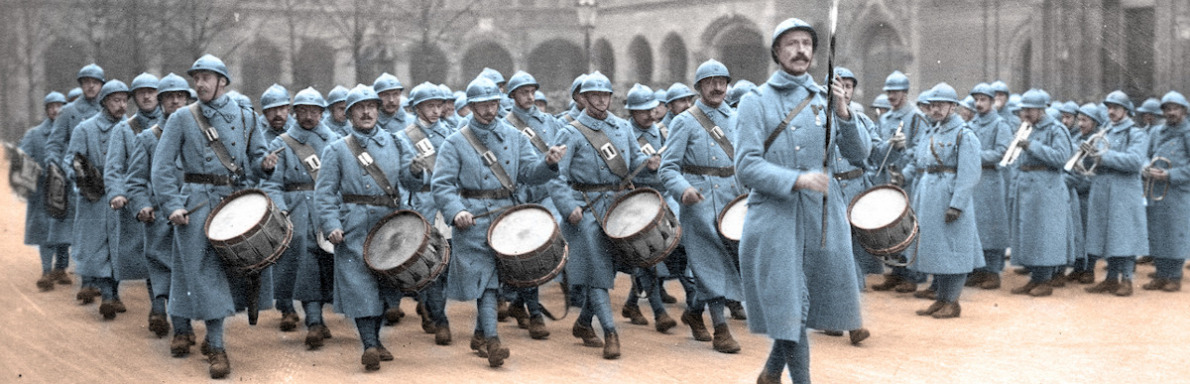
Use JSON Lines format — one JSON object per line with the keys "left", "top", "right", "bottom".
{"left": 735, "top": 71, "right": 870, "bottom": 341}
{"left": 835, "top": 110, "right": 883, "bottom": 276}
{"left": 315, "top": 126, "right": 422, "bottom": 318}
{"left": 903, "top": 114, "right": 985, "bottom": 274}
{"left": 64, "top": 111, "right": 127, "bottom": 280}
{"left": 874, "top": 103, "right": 923, "bottom": 187}
{"left": 506, "top": 105, "right": 562, "bottom": 213}
{"left": 659, "top": 100, "right": 744, "bottom": 301}
{"left": 152, "top": 94, "right": 274, "bottom": 320}
{"left": 969, "top": 111, "right": 1012, "bottom": 250}
{"left": 1146, "top": 119, "right": 1190, "bottom": 260}
{"left": 378, "top": 108, "right": 409, "bottom": 136}
{"left": 322, "top": 115, "right": 350, "bottom": 138}
{"left": 549, "top": 111, "right": 654, "bottom": 289}
{"left": 46, "top": 96, "right": 100, "bottom": 245}
{"left": 103, "top": 120, "right": 150, "bottom": 281}
{"left": 1008, "top": 114, "right": 1073, "bottom": 267}
{"left": 1084, "top": 118, "right": 1150, "bottom": 257}
{"left": 124, "top": 121, "right": 182, "bottom": 300}
{"left": 432, "top": 116, "right": 558, "bottom": 301}
{"left": 396, "top": 119, "right": 455, "bottom": 223}
{"left": 262, "top": 123, "right": 339, "bottom": 303}
{"left": 20, "top": 119, "right": 54, "bottom": 246}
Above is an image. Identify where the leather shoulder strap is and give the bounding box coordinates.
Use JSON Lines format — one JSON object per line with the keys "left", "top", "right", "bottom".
{"left": 688, "top": 106, "right": 735, "bottom": 160}
{"left": 657, "top": 122, "right": 669, "bottom": 140}
{"left": 636, "top": 135, "right": 658, "bottom": 156}
{"left": 763, "top": 89, "right": 814, "bottom": 154}
{"left": 507, "top": 113, "right": 550, "bottom": 154}
{"left": 344, "top": 135, "right": 399, "bottom": 199}
{"left": 403, "top": 122, "right": 437, "bottom": 171}
{"left": 126, "top": 116, "right": 142, "bottom": 134}
{"left": 189, "top": 103, "right": 243, "bottom": 177}
{"left": 150, "top": 124, "right": 163, "bottom": 139}
{"left": 569, "top": 120, "right": 629, "bottom": 178}
{"left": 279, "top": 133, "right": 321, "bottom": 181}
{"left": 459, "top": 126, "right": 515, "bottom": 191}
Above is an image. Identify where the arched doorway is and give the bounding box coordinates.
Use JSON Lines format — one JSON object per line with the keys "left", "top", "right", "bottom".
{"left": 660, "top": 33, "right": 688, "bottom": 84}
{"left": 709, "top": 23, "right": 767, "bottom": 85}
{"left": 294, "top": 38, "right": 335, "bottom": 90}
{"left": 241, "top": 39, "right": 283, "bottom": 104}
{"left": 593, "top": 38, "right": 616, "bottom": 83}
{"left": 461, "top": 41, "right": 513, "bottom": 82}
{"left": 409, "top": 43, "right": 449, "bottom": 86}
{"left": 861, "top": 23, "right": 910, "bottom": 108}
{"left": 628, "top": 36, "right": 653, "bottom": 85}
{"left": 528, "top": 39, "right": 584, "bottom": 94}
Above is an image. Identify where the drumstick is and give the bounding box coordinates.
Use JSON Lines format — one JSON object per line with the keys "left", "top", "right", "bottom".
{"left": 619, "top": 145, "right": 668, "bottom": 188}
{"left": 168, "top": 201, "right": 208, "bottom": 225}
{"left": 269, "top": 147, "right": 285, "bottom": 156}
{"left": 472, "top": 205, "right": 513, "bottom": 220}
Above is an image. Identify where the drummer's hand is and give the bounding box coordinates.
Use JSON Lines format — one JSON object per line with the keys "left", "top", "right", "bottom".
{"left": 890, "top": 171, "right": 905, "bottom": 187}
{"left": 109, "top": 196, "right": 127, "bottom": 210}
{"left": 680, "top": 187, "right": 704, "bottom": 205}
{"left": 262, "top": 153, "right": 279, "bottom": 172}
{"left": 546, "top": 145, "right": 567, "bottom": 165}
{"left": 793, "top": 172, "right": 829, "bottom": 194}
{"left": 136, "top": 207, "right": 155, "bottom": 223}
{"left": 890, "top": 132, "right": 906, "bottom": 150}
{"left": 1017, "top": 139, "right": 1031, "bottom": 150}
{"left": 830, "top": 74, "right": 851, "bottom": 120}
{"left": 168, "top": 209, "right": 189, "bottom": 226}
{"left": 646, "top": 155, "right": 661, "bottom": 171}
{"left": 1149, "top": 167, "right": 1169, "bottom": 181}
{"left": 328, "top": 229, "right": 344, "bottom": 244}
{"left": 945, "top": 207, "right": 962, "bottom": 223}
{"left": 568, "top": 207, "right": 583, "bottom": 225}
{"left": 410, "top": 156, "right": 427, "bottom": 175}
{"left": 454, "top": 211, "right": 475, "bottom": 230}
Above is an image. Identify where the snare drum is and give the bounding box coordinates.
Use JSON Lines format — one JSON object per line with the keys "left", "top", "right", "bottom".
{"left": 205, "top": 189, "right": 293, "bottom": 274}
{"left": 848, "top": 185, "right": 918, "bottom": 263}
{"left": 7, "top": 147, "right": 39, "bottom": 198}
{"left": 602, "top": 188, "right": 682, "bottom": 268}
{"left": 363, "top": 210, "right": 450, "bottom": 293}
{"left": 488, "top": 204, "right": 568, "bottom": 288}
{"left": 716, "top": 194, "right": 748, "bottom": 242}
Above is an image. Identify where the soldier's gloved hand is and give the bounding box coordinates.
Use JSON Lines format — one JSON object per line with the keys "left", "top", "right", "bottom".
{"left": 945, "top": 207, "right": 962, "bottom": 223}
{"left": 890, "top": 132, "right": 906, "bottom": 150}
{"left": 1017, "top": 139, "right": 1031, "bottom": 150}
{"left": 546, "top": 145, "right": 567, "bottom": 165}
{"left": 410, "top": 156, "right": 427, "bottom": 175}
{"left": 137, "top": 207, "right": 155, "bottom": 223}
{"left": 168, "top": 209, "right": 189, "bottom": 226}
{"left": 1079, "top": 141, "right": 1094, "bottom": 154}
{"left": 110, "top": 195, "right": 127, "bottom": 210}
{"left": 454, "top": 211, "right": 475, "bottom": 230}
{"left": 262, "top": 152, "right": 279, "bottom": 172}
{"left": 680, "top": 187, "right": 704, "bottom": 205}
{"left": 328, "top": 229, "right": 345, "bottom": 244}
{"left": 646, "top": 155, "right": 661, "bottom": 171}
{"left": 793, "top": 172, "right": 829, "bottom": 194}
{"left": 1148, "top": 167, "right": 1169, "bottom": 181}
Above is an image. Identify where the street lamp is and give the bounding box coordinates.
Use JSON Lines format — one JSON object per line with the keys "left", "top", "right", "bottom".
{"left": 577, "top": 0, "right": 598, "bottom": 72}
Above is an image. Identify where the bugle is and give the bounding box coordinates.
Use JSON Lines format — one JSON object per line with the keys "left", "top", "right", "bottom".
{"left": 1144, "top": 156, "right": 1172, "bottom": 201}
{"left": 999, "top": 122, "right": 1033, "bottom": 167}
{"left": 1064, "top": 129, "right": 1109, "bottom": 175}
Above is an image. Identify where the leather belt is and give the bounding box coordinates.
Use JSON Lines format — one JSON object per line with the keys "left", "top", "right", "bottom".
{"left": 924, "top": 166, "right": 957, "bottom": 174}
{"left": 461, "top": 188, "right": 512, "bottom": 199}
{"left": 419, "top": 185, "right": 432, "bottom": 193}
{"left": 569, "top": 182, "right": 627, "bottom": 192}
{"left": 982, "top": 164, "right": 997, "bottom": 170}
{"left": 184, "top": 173, "right": 233, "bottom": 186}
{"left": 833, "top": 169, "right": 864, "bottom": 180}
{"left": 681, "top": 165, "right": 735, "bottom": 177}
{"left": 342, "top": 194, "right": 398, "bottom": 207}
{"left": 284, "top": 183, "right": 314, "bottom": 192}
{"left": 1019, "top": 165, "right": 1055, "bottom": 172}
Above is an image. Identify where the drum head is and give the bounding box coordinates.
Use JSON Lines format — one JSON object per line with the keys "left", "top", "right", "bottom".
{"left": 208, "top": 192, "right": 270, "bottom": 241}
{"left": 489, "top": 205, "right": 555, "bottom": 256}
{"left": 604, "top": 191, "right": 662, "bottom": 238}
{"left": 718, "top": 198, "right": 747, "bottom": 241}
{"left": 366, "top": 212, "right": 428, "bottom": 270}
{"left": 849, "top": 187, "right": 907, "bottom": 230}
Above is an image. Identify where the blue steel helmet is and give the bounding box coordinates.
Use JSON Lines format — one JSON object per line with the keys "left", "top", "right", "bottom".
{"left": 727, "top": 80, "right": 757, "bottom": 106}
{"left": 1137, "top": 98, "right": 1162, "bottom": 115}
{"left": 188, "top": 89, "right": 198, "bottom": 100}
{"left": 67, "top": 87, "right": 82, "bottom": 101}
{"left": 1046, "top": 107, "right": 1062, "bottom": 121}
{"left": 990, "top": 80, "right": 1010, "bottom": 95}
{"left": 156, "top": 73, "right": 189, "bottom": 95}
{"left": 833, "top": 67, "right": 857, "bottom": 85}
{"left": 346, "top": 84, "right": 381, "bottom": 112}
{"left": 408, "top": 82, "right": 439, "bottom": 107}
{"left": 1019, "top": 89, "right": 1049, "bottom": 109}
{"left": 260, "top": 84, "right": 291, "bottom": 110}
{"left": 969, "top": 82, "right": 994, "bottom": 98}
{"left": 665, "top": 83, "right": 696, "bottom": 103}
{"left": 454, "top": 92, "right": 468, "bottom": 112}
{"left": 1007, "top": 94, "right": 1022, "bottom": 113}
{"left": 581, "top": 71, "right": 613, "bottom": 94}
{"left": 915, "top": 90, "right": 933, "bottom": 106}
{"left": 1103, "top": 90, "right": 1134, "bottom": 115}
{"left": 77, "top": 63, "right": 105, "bottom": 83}
{"left": 625, "top": 84, "right": 659, "bottom": 111}
{"left": 694, "top": 59, "right": 731, "bottom": 88}
{"left": 927, "top": 82, "right": 959, "bottom": 104}
{"left": 480, "top": 67, "right": 505, "bottom": 86}
{"left": 466, "top": 77, "right": 503, "bottom": 104}
{"left": 1161, "top": 91, "right": 1190, "bottom": 110}
{"left": 44, "top": 91, "right": 67, "bottom": 105}
{"left": 1078, "top": 103, "right": 1107, "bottom": 126}
{"left": 98, "top": 80, "right": 131, "bottom": 102}
{"left": 570, "top": 74, "right": 588, "bottom": 96}
{"left": 372, "top": 72, "right": 404, "bottom": 94}
{"left": 770, "top": 18, "right": 818, "bottom": 63}
{"left": 130, "top": 73, "right": 159, "bottom": 91}
{"left": 653, "top": 90, "right": 667, "bottom": 103}
{"left": 871, "top": 94, "right": 892, "bottom": 110}
{"left": 960, "top": 95, "right": 976, "bottom": 111}
{"left": 534, "top": 90, "right": 548, "bottom": 104}
{"left": 884, "top": 70, "right": 910, "bottom": 92}
{"left": 1057, "top": 101, "right": 1079, "bottom": 115}
{"left": 226, "top": 90, "right": 252, "bottom": 109}
{"left": 292, "top": 87, "right": 327, "bottom": 109}
{"left": 326, "top": 85, "right": 349, "bottom": 106}
{"left": 506, "top": 71, "right": 539, "bottom": 95}
{"left": 437, "top": 84, "right": 454, "bottom": 101}
{"left": 187, "top": 54, "right": 231, "bottom": 84}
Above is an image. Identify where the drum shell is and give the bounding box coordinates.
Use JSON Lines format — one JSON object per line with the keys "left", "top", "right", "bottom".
{"left": 847, "top": 185, "right": 918, "bottom": 256}
{"left": 716, "top": 193, "right": 749, "bottom": 243}
{"left": 602, "top": 188, "right": 683, "bottom": 269}
{"left": 487, "top": 204, "right": 569, "bottom": 288}
{"left": 363, "top": 210, "right": 451, "bottom": 294}
{"left": 204, "top": 189, "right": 293, "bottom": 274}
{"left": 45, "top": 163, "right": 68, "bottom": 219}
{"left": 9, "top": 152, "right": 40, "bottom": 198}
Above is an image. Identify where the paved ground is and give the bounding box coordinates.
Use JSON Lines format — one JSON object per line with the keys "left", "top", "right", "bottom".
{"left": 1, "top": 172, "right": 1188, "bottom": 383}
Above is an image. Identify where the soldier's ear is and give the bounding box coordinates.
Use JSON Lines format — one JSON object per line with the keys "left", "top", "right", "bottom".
{"left": 219, "top": 77, "right": 229, "bottom": 88}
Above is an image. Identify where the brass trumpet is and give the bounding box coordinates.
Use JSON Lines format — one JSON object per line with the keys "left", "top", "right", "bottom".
{"left": 1144, "top": 156, "right": 1172, "bottom": 201}
{"left": 999, "top": 122, "right": 1033, "bottom": 167}
{"left": 1064, "top": 129, "right": 1110, "bottom": 175}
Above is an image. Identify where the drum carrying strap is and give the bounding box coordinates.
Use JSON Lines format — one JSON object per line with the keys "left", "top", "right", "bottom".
{"left": 763, "top": 89, "right": 815, "bottom": 154}
{"left": 657, "top": 122, "right": 669, "bottom": 140}
{"left": 189, "top": 103, "right": 244, "bottom": 178}
{"left": 636, "top": 136, "right": 658, "bottom": 156}
{"left": 126, "top": 116, "right": 142, "bottom": 135}
{"left": 459, "top": 126, "right": 516, "bottom": 192}
{"left": 150, "top": 124, "right": 163, "bottom": 139}
{"left": 279, "top": 133, "right": 321, "bottom": 181}
{"left": 569, "top": 120, "right": 629, "bottom": 178}
{"left": 344, "top": 134, "right": 400, "bottom": 202}
{"left": 689, "top": 106, "right": 734, "bottom": 161}
{"left": 507, "top": 113, "right": 551, "bottom": 154}
{"left": 404, "top": 121, "right": 438, "bottom": 171}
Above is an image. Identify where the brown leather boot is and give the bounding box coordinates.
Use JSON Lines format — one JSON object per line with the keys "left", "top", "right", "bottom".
{"left": 497, "top": 299, "right": 510, "bottom": 322}
{"left": 50, "top": 269, "right": 72, "bottom": 285}
{"left": 112, "top": 300, "right": 127, "bottom": 313}
{"left": 148, "top": 312, "right": 170, "bottom": 338}
{"left": 435, "top": 323, "right": 452, "bottom": 345}
{"left": 36, "top": 274, "right": 54, "bottom": 291}
{"left": 1011, "top": 281, "right": 1039, "bottom": 295}
{"left": 361, "top": 347, "right": 381, "bottom": 371}
{"left": 170, "top": 333, "right": 195, "bottom": 358}
{"left": 77, "top": 286, "right": 99, "bottom": 304}
{"left": 208, "top": 349, "right": 231, "bottom": 379}
{"left": 470, "top": 330, "right": 487, "bottom": 356}
{"left": 681, "top": 310, "right": 712, "bottom": 341}
{"left": 621, "top": 304, "right": 648, "bottom": 325}
{"left": 383, "top": 307, "right": 403, "bottom": 325}
{"left": 654, "top": 312, "right": 677, "bottom": 333}
{"left": 1050, "top": 270, "right": 1068, "bottom": 287}
{"left": 849, "top": 328, "right": 871, "bottom": 345}
{"left": 1085, "top": 277, "right": 1119, "bottom": 294}
{"left": 915, "top": 301, "right": 944, "bottom": 316}
{"left": 1114, "top": 280, "right": 1133, "bottom": 296}
{"left": 871, "top": 274, "right": 903, "bottom": 291}
{"left": 305, "top": 324, "right": 327, "bottom": 350}
{"left": 509, "top": 302, "right": 530, "bottom": 329}
{"left": 528, "top": 315, "right": 549, "bottom": 340}
{"left": 894, "top": 281, "right": 918, "bottom": 293}
{"left": 913, "top": 288, "right": 937, "bottom": 300}
{"left": 726, "top": 300, "right": 747, "bottom": 320}
{"left": 200, "top": 339, "right": 212, "bottom": 357}
{"left": 602, "top": 330, "right": 621, "bottom": 360}
{"left": 418, "top": 302, "right": 437, "bottom": 334}
{"left": 376, "top": 345, "right": 394, "bottom": 361}
{"left": 712, "top": 323, "right": 741, "bottom": 353}
{"left": 1028, "top": 282, "right": 1053, "bottom": 297}
{"left": 1143, "top": 278, "right": 1167, "bottom": 290}
{"left": 1076, "top": 270, "right": 1096, "bottom": 284}
{"left": 931, "top": 302, "right": 961, "bottom": 319}
{"left": 486, "top": 337, "right": 510, "bottom": 367}
{"left": 757, "top": 372, "right": 782, "bottom": 384}
{"left": 980, "top": 273, "right": 1001, "bottom": 290}
{"left": 572, "top": 321, "right": 603, "bottom": 347}
{"left": 279, "top": 312, "right": 300, "bottom": 332}
{"left": 99, "top": 300, "right": 118, "bottom": 320}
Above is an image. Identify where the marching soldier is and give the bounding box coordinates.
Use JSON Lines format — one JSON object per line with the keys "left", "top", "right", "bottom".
{"left": 1137, "top": 98, "right": 1164, "bottom": 131}
{"left": 735, "top": 18, "right": 870, "bottom": 383}
{"left": 871, "top": 94, "right": 891, "bottom": 119}
{"left": 661, "top": 83, "right": 696, "bottom": 128}
{"left": 23, "top": 92, "right": 70, "bottom": 291}
{"left": 534, "top": 90, "right": 549, "bottom": 112}
{"left": 258, "top": 84, "right": 293, "bottom": 144}
{"left": 1066, "top": 103, "right": 1104, "bottom": 284}
{"left": 1143, "top": 91, "right": 1190, "bottom": 291}
{"left": 870, "top": 70, "right": 920, "bottom": 293}
{"left": 314, "top": 84, "right": 424, "bottom": 371}
{"left": 374, "top": 73, "right": 410, "bottom": 136}
{"left": 67, "top": 87, "right": 82, "bottom": 103}
{"left": 964, "top": 83, "right": 1013, "bottom": 290}
{"left": 253, "top": 83, "right": 304, "bottom": 330}
{"left": 432, "top": 77, "right": 565, "bottom": 367}
{"left": 322, "top": 85, "right": 351, "bottom": 137}
{"left": 558, "top": 74, "right": 587, "bottom": 123}
{"left": 726, "top": 80, "right": 757, "bottom": 109}
{"left": 438, "top": 84, "right": 459, "bottom": 129}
